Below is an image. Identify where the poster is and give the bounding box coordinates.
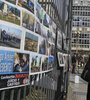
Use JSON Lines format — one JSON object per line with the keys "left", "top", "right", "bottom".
{"left": 39, "top": 37, "right": 46, "bottom": 55}
{"left": 22, "top": 11, "right": 35, "bottom": 32}
{"left": 0, "top": 24, "right": 22, "bottom": 49}
{"left": 24, "top": 32, "right": 38, "bottom": 52}
{"left": 0, "top": 50, "right": 29, "bottom": 90}
{"left": 57, "top": 52, "right": 64, "bottom": 67}
{"left": 0, "top": 0, "right": 20, "bottom": 25}
{"left": 57, "top": 30, "right": 62, "bottom": 50}
{"left": 18, "top": 0, "right": 34, "bottom": 14}
{"left": 42, "top": 56, "right": 48, "bottom": 71}
{"left": 35, "top": 19, "right": 41, "bottom": 35}
{"left": 30, "top": 53, "right": 42, "bottom": 73}
{"left": 48, "top": 56, "right": 54, "bottom": 70}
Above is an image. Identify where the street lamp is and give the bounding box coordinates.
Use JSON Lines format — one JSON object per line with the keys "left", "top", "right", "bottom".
{"left": 75, "top": 31, "right": 80, "bottom": 73}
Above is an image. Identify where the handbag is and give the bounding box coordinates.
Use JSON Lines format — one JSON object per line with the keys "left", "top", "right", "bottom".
{"left": 81, "top": 67, "right": 90, "bottom": 83}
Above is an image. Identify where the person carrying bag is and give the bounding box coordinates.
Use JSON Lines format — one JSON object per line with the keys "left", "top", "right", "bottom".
{"left": 81, "top": 55, "right": 90, "bottom": 100}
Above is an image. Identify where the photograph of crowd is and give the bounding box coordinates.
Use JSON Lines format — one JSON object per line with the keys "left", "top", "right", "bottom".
{"left": 0, "top": 24, "right": 22, "bottom": 49}
{"left": 35, "top": 19, "right": 41, "bottom": 35}
{"left": 48, "top": 57, "right": 54, "bottom": 70}
{"left": 57, "top": 52, "right": 64, "bottom": 67}
{"left": 30, "top": 54, "right": 41, "bottom": 73}
{"left": 39, "top": 37, "right": 46, "bottom": 55}
{"left": 0, "top": 1, "right": 20, "bottom": 25}
{"left": 57, "top": 30, "right": 62, "bottom": 50}
{"left": 5, "top": 0, "right": 16, "bottom": 5}
{"left": 42, "top": 56, "right": 48, "bottom": 71}
{"left": 35, "top": 1, "right": 43, "bottom": 23}
{"left": 13, "top": 52, "right": 29, "bottom": 72}
{"left": 22, "top": 11, "right": 35, "bottom": 31}
{"left": 18, "top": 0, "right": 34, "bottom": 14}
{"left": 24, "top": 32, "right": 38, "bottom": 52}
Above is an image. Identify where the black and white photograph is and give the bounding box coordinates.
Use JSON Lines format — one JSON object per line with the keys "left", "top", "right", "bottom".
{"left": 57, "top": 30, "right": 62, "bottom": 50}
{"left": 57, "top": 52, "right": 65, "bottom": 67}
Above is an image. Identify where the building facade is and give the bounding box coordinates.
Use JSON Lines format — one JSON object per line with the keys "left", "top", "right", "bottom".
{"left": 72, "top": 0, "right": 90, "bottom": 56}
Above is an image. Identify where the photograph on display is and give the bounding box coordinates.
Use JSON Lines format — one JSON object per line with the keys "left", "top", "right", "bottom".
{"left": 35, "top": 19, "right": 41, "bottom": 35}
{"left": 63, "top": 54, "right": 68, "bottom": 72}
{"left": 48, "top": 57, "right": 54, "bottom": 70}
{"left": 57, "top": 30, "right": 62, "bottom": 50}
{"left": 18, "top": 0, "right": 34, "bottom": 14}
{"left": 5, "top": 0, "right": 16, "bottom": 5}
{"left": 46, "top": 41, "right": 51, "bottom": 56}
{"left": 39, "top": 37, "right": 46, "bottom": 55}
{"left": 22, "top": 11, "right": 35, "bottom": 31}
{"left": 63, "top": 33, "right": 67, "bottom": 50}
{"left": 51, "top": 44, "right": 55, "bottom": 56}
{"left": 35, "top": 1, "right": 43, "bottom": 23}
{"left": 0, "top": 50, "right": 29, "bottom": 90}
{"left": 52, "top": 22, "right": 56, "bottom": 33}
{"left": 30, "top": 54, "right": 41, "bottom": 73}
{"left": 57, "top": 52, "right": 64, "bottom": 67}
{"left": 42, "top": 56, "right": 48, "bottom": 71}
{"left": 0, "top": 1, "right": 20, "bottom": 25}
{"left": 41, "top": 25, "right": 47, "bottom": 38}
{"left": 24, "top": 32, "right": 38, "bottom": 52}
{"left": 43, "top": 13, "right": 49, "bottom": 28}
{"left": 0, "top": 24, "right": 22, "bottom": 49}
{"left": 13, "top": 53, "right": 29, "bottom": 72}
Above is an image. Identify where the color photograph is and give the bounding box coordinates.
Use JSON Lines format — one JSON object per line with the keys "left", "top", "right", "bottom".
{"left": 57, "top": 52, "right": 64, "bottom": 67}
{"left": 22, "top": 11, "right": 35, "bottom": 31}
{"left": 41, "top": 25, "right": 47, "bottom": 38}
{"left": 39, "top": 37, "right": 46, "bottom": 55}
{"left": 0, "top": 1, "right": 20, "bottom": 25}
{"left": 5, "top": 0, "right": 16, "bottom": 5}
{"left": 43, "top": 13, "right": 49, "bottom": 28}
{"left": 48, "top": 56, "right": 54, "bottom": 70}
{"left": 18, "top": 0, "right": 34, "bottom": 14}
{"left": 24, "top": 32, "right": 38, "bottom": 52}
{"left": 13, "top": 52, "right": 29, "bottom": 72}
{"left": 0, "top": 24, "right": 22, "bottom": 49}
{"left": 57, "top": 30, "right": 62, "bottom": 50}
{"left": 42, "top": 56, "right": 48, "bottom": 71}
{"left": 35, "top": 1, "right": 43, "bottom": 23}
{"left": 30, "top": 54, "right": 41, "bottom": 73}
{"left": 35, "top": 19, "right": 41, "bottom": 35}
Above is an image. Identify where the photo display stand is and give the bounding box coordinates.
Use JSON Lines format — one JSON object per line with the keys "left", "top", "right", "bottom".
{"left": 0, "top": 0, "right": 56, "bottom": 90}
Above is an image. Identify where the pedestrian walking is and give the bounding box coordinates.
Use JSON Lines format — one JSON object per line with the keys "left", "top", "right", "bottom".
{"left": 72, "top": 54, "right": 76, "bottom": 74}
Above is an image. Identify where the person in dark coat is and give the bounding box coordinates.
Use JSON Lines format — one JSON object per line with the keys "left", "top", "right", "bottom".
{"left": 86, "top": 55, "right": 90, "bottom": 100}
{"left": 72, "top": 54, "right": 76, "bottom": 73}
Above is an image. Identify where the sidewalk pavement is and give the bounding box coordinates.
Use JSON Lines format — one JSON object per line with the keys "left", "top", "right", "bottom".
{"left": 67, "top": 71, "right": 88, "bottom": 100}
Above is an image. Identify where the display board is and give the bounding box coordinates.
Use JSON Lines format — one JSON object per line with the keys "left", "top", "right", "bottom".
{"left": 0, "top": 0, "right": 56, "bottom": 90}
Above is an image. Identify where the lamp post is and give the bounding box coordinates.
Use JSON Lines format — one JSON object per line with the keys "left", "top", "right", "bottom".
{"left": 75, "top": 31, "right": 80, "bottom": 74}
